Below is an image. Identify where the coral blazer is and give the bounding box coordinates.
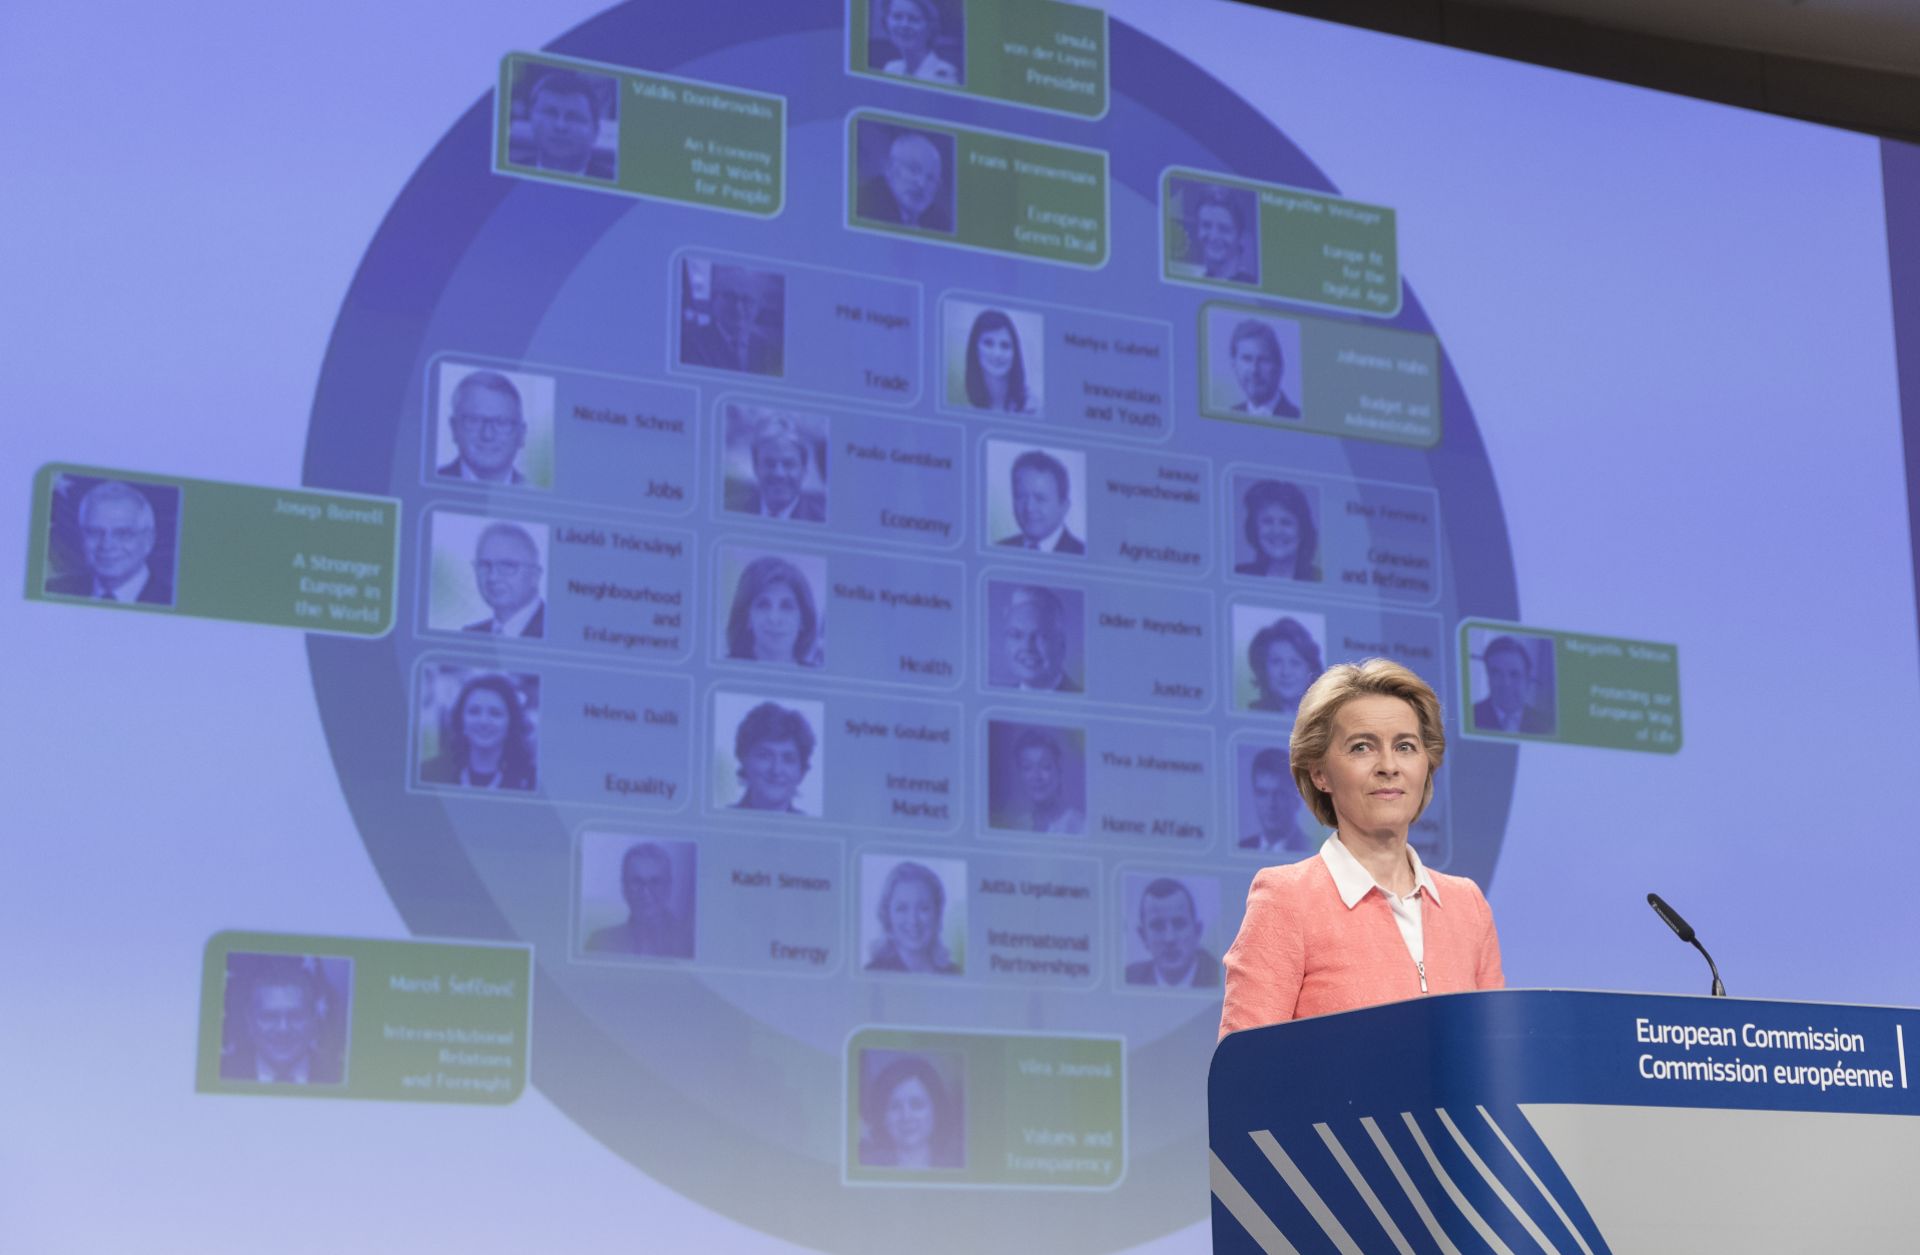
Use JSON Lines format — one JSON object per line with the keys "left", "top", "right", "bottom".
{"left": 1219, "top": 854, "right": 1504, "bottom": 1036}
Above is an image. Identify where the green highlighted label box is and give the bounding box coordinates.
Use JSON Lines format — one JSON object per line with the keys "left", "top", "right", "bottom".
{"left": 847, "top": 1026, "right": 1124, "bottom": 1188}
{"left": 497, "top": 53, "right": 784, "bottom": 215}
{"left": 1164, "top": 168, "right": 1399, "bottom": 316}
{"left": 197, "top": 931, "right": 532, "bottom": 1104}
{"left": 847, "top": 0, "right": 1109, "bottom": 119}
{"left": 1200, "top": 303, "right": 1441, "bottom": 447}
{"left": 1460, "top": 620, "right": 1683, "bottom": 753}
{"left": 850, "top": 110, "right": 1107, "bottom": 267}
{"left": 27, "top": 464, "right": 398, "bottom": 636}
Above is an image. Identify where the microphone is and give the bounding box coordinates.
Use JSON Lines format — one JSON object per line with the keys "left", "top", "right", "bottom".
{"left": 1647, "top": 893, "right": 1725, "bottom": 996}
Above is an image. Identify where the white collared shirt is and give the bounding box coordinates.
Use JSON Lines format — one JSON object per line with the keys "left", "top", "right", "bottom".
{"left": 97, "top": 564, "right": 152, "bottom": 603}
{"left": 1023, "top": 524, "right": 1067, "bottom": 552}
{"left": 491, "top": 597, "right": 543, "bottom": 638}
{"left": 1320, "top": 836, "right": 1440, "bottom": 965}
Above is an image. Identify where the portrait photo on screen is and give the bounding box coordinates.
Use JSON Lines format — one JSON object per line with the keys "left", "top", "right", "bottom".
{"left": 711, "top": 691, "right": 825, "bottom": 816}
{"left": 1231, "top": 605, "right": 1327, "bottom": 720}
{"left": 415, "top": 664, "right": 541, "bottom": 793}
{"left": 985, "top": 441, "right": 1088, "bottom": 556}
{"left": 720, "top": 403, "right": 829, "bottom": 524}
{"left": 1166, "top": 177, "right": 1260, "bottom": 286}
{"left": 1206, "top": 308, "right": 1302, "bottom": 421}
{"left": 1234, "top": 739, "right": 1321, "bottom": 857}
{"left": 1121, "top": 873, "right": 1222, "bottom": 991}
{"left": 433, "top": 362, "right": 556, "bottom": 490}
{"left": 217, "top": 952, "right": 353, "bottom": 1087}
{"left": 853, "top": 119, "right": 957, "bottom": 235}
{"left": 504, "top": 60, "right": 620, "bottom": 182}
{"left": 945, "top": 299, "right": 1043, "bottom": 416}
{"left": 425, "top": 510, "right": 550, "bottom": 640}
{"left": 985, "top": 719, "right": 1086, "bottom": 836}
{"left": 1231, "top": 475, "right": 1321, "bottom": 582}
{"left": 859, "top": 853, "right": 967, "bottom": 977}
{"left": 1466, "top": 628, "right": 1557, "bottom": 736}
{"left": 856, "top": 1047, "right": 966, "bottom": 1170}
{"left": 984, "top": 580, "right": 1084, "bottom": 694}
{"left": 863, "top": 0, "right": 966, "bottom": 86}
{"left": 41, "top": 474, "right": 182, "bottom": 608}
{"left": 678, "top": 257, "right": 786, "bottom": 377}
{"left": 717, "top": 545, "right": 828, "bottom": 669}
{"left": 577, "top": 831, "right": 697, "bottom": 961}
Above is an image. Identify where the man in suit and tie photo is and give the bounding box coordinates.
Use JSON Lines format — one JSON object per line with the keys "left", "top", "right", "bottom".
{"left": 725, "top": 411, "right": 827, "bottom": 522}
{"left": 43, "top": 478, "right": 178, "bottom": 607}
{"left": 997, "top": 449, "right": 1084, "bottom": 555}
{"left": 464, "top": 521, "right": 546, "bottom": 639}
{"left": 1225, "top": 319, "right": 1301, "bottom": 419}
{"left": 680, "top": 263, "right": 785, "bottom": 377}
{"left": 1124, "top": 878, "right": 1220, "bottom": 989}
{"left": 438, "top": 370, "right": 531, "bottom": 485}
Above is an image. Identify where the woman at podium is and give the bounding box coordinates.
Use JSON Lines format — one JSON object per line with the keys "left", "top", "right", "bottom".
{"left": 1219, "top": 659, "right": 1503, "bottom": 1033}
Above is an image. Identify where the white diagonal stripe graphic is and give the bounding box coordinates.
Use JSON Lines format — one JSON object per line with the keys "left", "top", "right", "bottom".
{"left": 1249, "top": 1128, "right": 1363, "bottom": 1254}
{"left": 1476, "top": 1106, "right": 1597, "bottom": 1255}
{"left": 1314, "top": 1122, "right": 1416, "bottom": 1255}
{"left": 1401, "top": 1110, "right": 1517, "bottom": 1255}
{"left": 1210, "top": 1148, "right": 1302, "bottom": 1254}
{"left": 1361, "top": 1115, "right": 1462, "bottom": 1255}
{"left": 1436, "top": 1107, "right": 1561, "bottom": 1254}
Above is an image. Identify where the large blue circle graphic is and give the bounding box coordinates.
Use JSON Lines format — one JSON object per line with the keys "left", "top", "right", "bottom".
{"left": 303, "top": 3, "right": 1518, "bottom": 1250}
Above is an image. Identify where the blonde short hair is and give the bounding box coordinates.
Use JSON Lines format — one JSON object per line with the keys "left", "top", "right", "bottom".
{"left": 1290, "top": 658, "right": 1446, "bottom": 828}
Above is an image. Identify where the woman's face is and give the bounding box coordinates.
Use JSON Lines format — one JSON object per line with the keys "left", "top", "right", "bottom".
{"left": 1017, "top": 744, "right": 1061, "bottom": 805}
{"left": 741, "top": 737, "right": 804, "bottom": 808}
{"left": 1195, "top": 204, "right": 1240, "bottom": 272}
{"left": 884, "top": 1075, "right": 936, "bottom": 1154}
{"left": 1254, "top": 503, "right": 1301, "bottom": 565}
{"left": 1262, "top": 640, "right": 1311, "bottom": 705}
{"left": 1310, "top": 694, "right": 1429, "bottom": 839}
{"left": 461, "top": 688, "right": 510, "bottom": 751}
{"left": 886, "top": 0, "right": 931, "bottom": 58}
{"left": 976, "top": 326, "right": 1015, "bottom": 381}
{"left": 886, "top": 877, "right": 940, "bottom": 957}
{"left": 749, "top": 581, "right": 803, "bottom": 660}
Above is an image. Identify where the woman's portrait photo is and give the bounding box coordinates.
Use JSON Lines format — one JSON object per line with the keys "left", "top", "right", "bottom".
{"left": 712, "top": 693, "right": 824, "bottom": 816}
{"left": 946, "top": 301, "right": 1043, "bottom": 416}
{"left": 1232, "top": 607, "right": 1326, "bottom": 722}
{"left": 857, "top": 1049, "right": 966, "bottom": 1170}
{"left": 861, "top": 855, "right": 965, "bottom": 976}
{"left": 1233, "top": 478, "right": 1321, "bottom": 582}
{"left": 416, "top": 666, "right": 540, "bottom": 793}
{"left": 986, "top": 720, "right": 1087, "bottom": 836}
{"left": 1168, "top": 178, "right": 1260, "bottom": 285}
{"left": 867, "top": 0, "right": 965, "bottom": 86}
{"left": 719, "top": 549, "right": 826, "bottom": 669}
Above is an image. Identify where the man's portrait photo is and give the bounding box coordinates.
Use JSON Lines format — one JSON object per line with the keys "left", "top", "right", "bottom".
{"left": 986, "top": 720, "right": 1086, "bottom": 836}
{"left": 1207, "top": 310, "right": 1302, "bottom": 420}
{"left": 434, "top": 364, "right": 555, "bottom": 489}
{"left": 986, "top": 442, "right": 1088, "bottom": 556}
{"left": 985, "top": 581, "right": 1083, "bottom": 694}
{"left": 416, "top": 664, "right": 541, "bottom": 793}
{"left": 853, "top": 120, "right": 957, "bottom": 235}
{"left": 1122, "top": 875, "right": 1221, "bottom": 989}
{"left": 711, "top": 691, "right": 825, "bottom": 817}
{"left": 863, "top": 0, "right": 966, "bottom": 86}
{"left": 1468, "top": 630, "right": 1557, "bottom": 736}
{"left": 1236, "top": 742, "right": 1320, "bottom": 857}
{"left": 504, "top": 61, "right": 619, "bottom": 182}
{"left": 679, "top": 258, "right": 785, "bottom": 377}
{"left": 218, "top": 952, "right": 352, "bottom": 1086}
{"left": 579, "top": 832, "right": 697, "bottom": 960}
{"left": 860, "top": 854, "right": 966, "bottom": 977}
{"left": 1167, "top": 178, "right": 1260, "bottom": 286}
{"left": 856, "top": 1048, "right": 966, "bottom": 1171}
{"left": 721, "top": 404, "right": 828, "bottom": 523}
{"left": 425, "top": 511, "right": 549, "bottom": 640}
{"left": 42, "top": 475, "right": 181, "bottom": 607}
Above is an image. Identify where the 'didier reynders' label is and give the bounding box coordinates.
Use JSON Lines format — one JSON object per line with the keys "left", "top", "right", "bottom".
{"left": 496, "top": 52, "right": 784, "bottom": 215}
{"left": 845, "top": 1026, "right": 1125, "bottom": 1188}
{"left": 846, "top": 0, "right": 1109, "bottom": 119}
{"left": 27, "top": 463, "right": 399, "bottom": 636}
{"left": 1459, "top": 619, "right": 1682, "bottom": 753}
{"left": 196, "top": 931, "right": 532, "bottom": 1105}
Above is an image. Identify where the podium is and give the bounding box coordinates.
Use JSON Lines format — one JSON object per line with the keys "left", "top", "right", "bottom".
{"left": 1209, "top": 990, "right": 1920, "bottom": 1254}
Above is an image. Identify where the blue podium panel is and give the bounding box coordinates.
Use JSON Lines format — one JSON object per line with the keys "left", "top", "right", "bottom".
{"left": 1209, "top": 990, "right": 1920, "bottom": 1254}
